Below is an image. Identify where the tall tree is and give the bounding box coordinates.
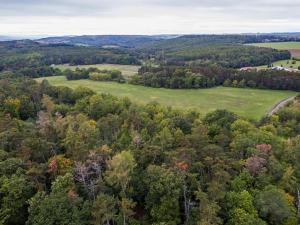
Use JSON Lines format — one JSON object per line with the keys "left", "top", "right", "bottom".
{"left": 27, "top": 173, "right": 88, "bottom": 225}
{"left": 92, "top": 193, "right": 117, "bottom": 225}
{"left": 0, "top": 174, "right": 35, "bottom": 225}
{"left": 105, "top": 151, "right": 136, "bottom": 225}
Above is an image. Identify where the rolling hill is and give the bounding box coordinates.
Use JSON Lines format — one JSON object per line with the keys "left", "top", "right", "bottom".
{"left": 37, "top": 35, "right": 179, "bottom": 48}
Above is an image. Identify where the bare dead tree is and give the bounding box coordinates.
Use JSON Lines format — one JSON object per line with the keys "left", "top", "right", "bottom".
{"left": 73, "top": 149, "right": 109, "bottom": 199}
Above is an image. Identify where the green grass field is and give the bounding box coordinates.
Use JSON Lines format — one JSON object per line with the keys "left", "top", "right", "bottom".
{"left": 248, "top": 42, "right": 300, "bottom": 50}
{"left": 255, "top": 59, "right": 300, "bottom": 69}
{"left": 36, "top": 76, "right": 297, "bottom": 120}
{"left": 52, "top": 64, "right": 140, "bottom": 79}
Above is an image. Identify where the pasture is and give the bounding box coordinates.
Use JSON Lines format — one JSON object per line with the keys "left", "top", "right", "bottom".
{"left": 52, "top": 64, "right": 140, "bottom": 79}
{"left": 36, "top": 76, "right": 297, "bottom": 120}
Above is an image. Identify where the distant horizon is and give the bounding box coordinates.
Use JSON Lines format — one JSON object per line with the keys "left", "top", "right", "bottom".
{"left": 1, "top": 32, "right": 300, "bottom": 40}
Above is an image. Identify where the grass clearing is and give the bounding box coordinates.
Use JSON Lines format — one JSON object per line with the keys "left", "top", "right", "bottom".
{"left": 255, "top": 59, "right": 300, "bottom": 70}
{"left": 52, "top": 64, "right": 140, "bottom": 79}
{"left": 36, "top": 76, "right": 297, "bottom": 120}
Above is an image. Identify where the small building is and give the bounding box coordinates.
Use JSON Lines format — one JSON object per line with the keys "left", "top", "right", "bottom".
{"left": 271, "top": 66, "right": 300, "bottom": 73}
{"left": 271, "top": 66, "right": 285, "bottom": 71}
{"left": 239, "top": 67, "right": 256, "bottom": 72}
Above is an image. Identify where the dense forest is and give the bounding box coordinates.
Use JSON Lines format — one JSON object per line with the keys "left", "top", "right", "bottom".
{"left": 1, "top": 77, "right": 300, "bottom": 225}
{"left": 162, "top": 45, "right": 290, "bottom": 68}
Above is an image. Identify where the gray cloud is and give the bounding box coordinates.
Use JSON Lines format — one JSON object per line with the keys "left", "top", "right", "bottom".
{"left": 1, "top": 0, "right": 299, "bottom": 16}
{"left": 0, "top": 0, "right": 114, "bottom": 16}
{"left": 0, "top": 0, "right": 299, "bottom": 35}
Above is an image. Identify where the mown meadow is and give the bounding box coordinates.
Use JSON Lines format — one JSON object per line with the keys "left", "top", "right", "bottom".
{"left": 36, "top": 76, "right": 297, "bottom": 120}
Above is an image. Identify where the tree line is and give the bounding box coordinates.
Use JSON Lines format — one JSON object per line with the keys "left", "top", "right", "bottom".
{"left": 132, "top": 65, "right": 300, "bottom": 91}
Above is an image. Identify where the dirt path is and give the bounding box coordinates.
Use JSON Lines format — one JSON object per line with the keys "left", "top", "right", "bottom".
{"left": 267, "top": 96, "right": 296, "bottom": 116}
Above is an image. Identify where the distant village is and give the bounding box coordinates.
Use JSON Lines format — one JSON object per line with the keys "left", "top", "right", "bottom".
{"left": 240, "top": 65, "right": 300, "bottom": 73}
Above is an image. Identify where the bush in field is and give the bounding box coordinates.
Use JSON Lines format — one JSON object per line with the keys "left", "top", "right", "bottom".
{"left": 292, "top": 57, "right": 300, "bottom": 61}
{"left": 64, "top": 67, "right": 125, "bottom": 82}
{"left": 110, "top": 69, "right": 122, "bottom": 79}
{"left": 65, "top": 68, "right": 91, "bottom": 80}
{"left": 89, "top": 69, "right": 124, "bottom": 82}
{"left": 89, "top": 72, "right": 112, "bottom": 81}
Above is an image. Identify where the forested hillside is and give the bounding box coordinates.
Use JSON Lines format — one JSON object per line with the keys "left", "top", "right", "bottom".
{"left": 37, "top": 35, "right": 163, "bottom": 48}
{"left": 0, "top": 40, "right": 139, "bottom": 72}
{"left": 0, "top": 35, "right": 291, "bottom": 73}
{"left": 0, "top": 78, "right": 300, "bottom": 224}
{"left": 137, "top": 35, "right": 291, "bottom": 67}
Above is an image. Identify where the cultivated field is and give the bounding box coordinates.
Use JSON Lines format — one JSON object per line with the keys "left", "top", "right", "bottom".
{"left": 36, "top": 76, "right": 297, "bottom": 120}
{"left": 249, "top": 42, "right": 300, "bottom": 50}
{"left": 289, "top": 49, "right": 300, "bottom": 57}
{"left": 249, "top": 42, "right": 300, "bottom": 57}
{"left": 52, "top": 64, "right": 140, "bottom": 79}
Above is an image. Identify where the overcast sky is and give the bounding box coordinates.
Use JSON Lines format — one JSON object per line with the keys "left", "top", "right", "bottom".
{"left": 0, "top": 0, "right": 299, "bottom": 36}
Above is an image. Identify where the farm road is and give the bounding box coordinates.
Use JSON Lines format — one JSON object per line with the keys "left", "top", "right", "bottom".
{"left": 267, "top": 96, "right": 296, "bottom": 116}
